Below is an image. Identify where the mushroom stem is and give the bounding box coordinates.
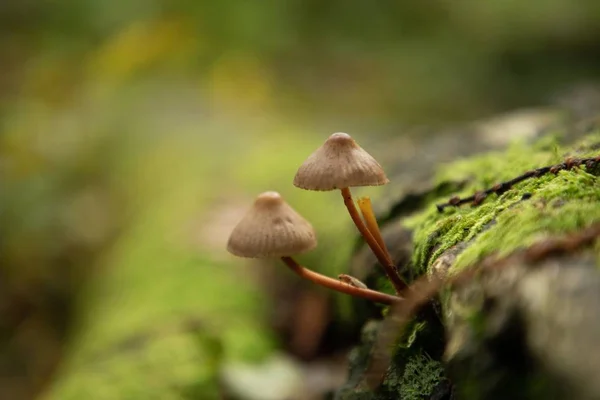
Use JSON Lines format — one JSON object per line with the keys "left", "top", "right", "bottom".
{"left": 357, "top": 196, "right": 391, "bottom": 259}
{"left": 340, "top": 187, "right": 406, "bottom": 294}
{"left": 280, "top": 257, "right": 401, "bottom": 305}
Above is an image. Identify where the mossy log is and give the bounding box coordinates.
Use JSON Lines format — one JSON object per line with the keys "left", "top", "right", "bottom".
{"left": 335, "top": 106, "right": 600, "bottom": 399}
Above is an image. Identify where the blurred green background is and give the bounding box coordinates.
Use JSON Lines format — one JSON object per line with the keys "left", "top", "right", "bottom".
{"left": 1, "top": 1, "right": 600, "bottom": 399}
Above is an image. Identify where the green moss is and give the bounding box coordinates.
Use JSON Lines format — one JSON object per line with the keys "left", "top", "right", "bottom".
{"left": 454, "top": 169, "right": 600, "bottom": 270}
{"left": 399, "top": 352, "right": 445, "bottom": 400}
{"left": 404, "top": 133, "right": 600, "bottom": 275}
{"left": 52, "top": 331, "right": 222, "bottom": 400}
{"left": 400, "top": 321, "right": 427, "bottom": 349}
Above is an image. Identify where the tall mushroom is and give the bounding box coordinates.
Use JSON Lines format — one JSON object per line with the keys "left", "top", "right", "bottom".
{"left": 227, "top": 191, "right": 401, "bottom": 305}
{"left": 293, "top": 132, "right": 405, "bottom": 294}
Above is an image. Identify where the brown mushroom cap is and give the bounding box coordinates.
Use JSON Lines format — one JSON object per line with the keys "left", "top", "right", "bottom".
{"left": 293, "top": 132, "right": 389, "bottom": 191}
{"left": 227, "top": 191, "right": 317, "bottom": 258}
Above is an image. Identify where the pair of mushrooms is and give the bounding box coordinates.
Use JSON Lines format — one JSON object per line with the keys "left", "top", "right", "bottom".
{"left": 227, "top": 133, "right": 405, "bottom": 305}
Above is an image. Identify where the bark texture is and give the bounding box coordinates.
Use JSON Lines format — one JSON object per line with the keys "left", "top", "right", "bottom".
{"left": 336, "top": 96, "right": 600, "bottom": 400}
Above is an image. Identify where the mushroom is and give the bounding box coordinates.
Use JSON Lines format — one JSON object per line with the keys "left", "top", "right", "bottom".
{"left": 357, "top": 196, "right": 390, "bottom": 257}
{"left": 293, "top": 132, "right": 405, "bottom": 293}
{"left": 227, "top": 191, "right": 401, "bottom": 305}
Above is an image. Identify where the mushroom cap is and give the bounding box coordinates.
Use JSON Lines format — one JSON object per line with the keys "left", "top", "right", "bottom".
{"left": 227, "top": 191, "right": 317, "bottom": 258}
{"left": 293, "top": 132, "right": 389, "bottom": 191}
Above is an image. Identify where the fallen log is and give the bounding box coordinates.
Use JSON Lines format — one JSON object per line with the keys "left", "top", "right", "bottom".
{"left": 335, "top": 106, "right": 600, "bottom": 400}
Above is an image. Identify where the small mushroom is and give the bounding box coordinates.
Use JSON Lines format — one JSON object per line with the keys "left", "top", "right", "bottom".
{"left": 293, "top": 132, "right": 389, "bottom": 191}
{"left": 227, "top": 191, "right": 400, "bottom": 305}
{"left": 293, "top": 133, "right": 405, "bottom": 293}
{"left": 227, "top": 191, "right": 316, "bottom": 258}
{"left": 357, "top": 196, "right": 390, "bottom": 258}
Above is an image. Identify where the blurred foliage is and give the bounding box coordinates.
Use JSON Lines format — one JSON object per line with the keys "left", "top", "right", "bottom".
{"left": 2, "top": 0, "right": 600, "bottom": 121}
{"left": 1, "top": 1, "right": 600, "bottom": 399}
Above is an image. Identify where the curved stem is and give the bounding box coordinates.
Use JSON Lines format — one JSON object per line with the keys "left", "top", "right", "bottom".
{"left": 341, "top": 187, "right": 406, "bottom": 294}
{"left": 357, "top": 196, "right": 391, "bottom": 259}
{"left": 281, "top": 257, "right": 401, "bottom": 305}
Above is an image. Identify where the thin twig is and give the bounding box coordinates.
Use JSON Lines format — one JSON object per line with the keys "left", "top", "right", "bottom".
{"left": 436, "top": 155, "right": 600, "bottom": 212}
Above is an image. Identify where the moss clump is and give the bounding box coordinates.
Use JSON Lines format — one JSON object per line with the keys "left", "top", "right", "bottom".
{"left": 335, "top": 306, "right": 446, "bottom": 400}
{"left": 399, "top": 352, "right": 445, "bottom": 400}
{"left": 453, "top": 169, "right": 600, "bottom": 270}
{"left": 404, "top": 133, "right": 600, "bottom": 274}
